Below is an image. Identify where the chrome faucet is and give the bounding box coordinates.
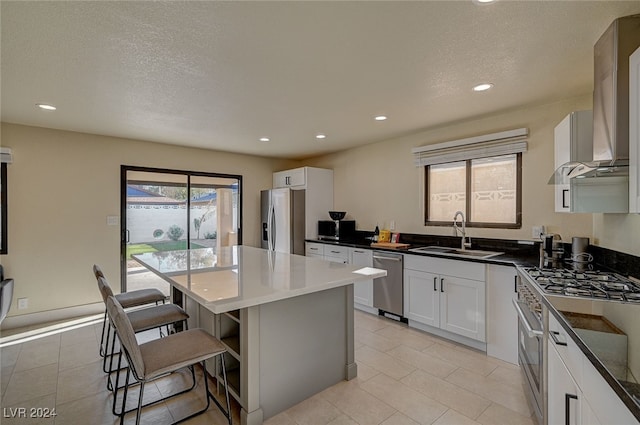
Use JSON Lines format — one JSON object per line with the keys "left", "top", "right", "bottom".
{"left": 453, "top": 211, "right": 472, "bottom": 250}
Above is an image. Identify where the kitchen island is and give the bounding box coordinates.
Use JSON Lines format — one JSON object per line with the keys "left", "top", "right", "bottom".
{"left": 133, "top": 245, "right": 385, "bottom": 425}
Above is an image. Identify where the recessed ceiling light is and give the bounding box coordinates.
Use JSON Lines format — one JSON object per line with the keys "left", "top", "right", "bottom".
{"left": 473, "top": 83, "right": 494, "bottom": 92}
{"left": 315, "top": 134, "right": 326, "bottom": 140}
{"left": 374, "top": 115, "right": 387, "bottom": 121}
{"left": 259, "top": 137, "right": 270, "bottom": 142}
{"left": 36, "top": 103, "right": 57, "bottom": 110}
{"left": 473, "top": 0, "right": 497, "bottom": 4}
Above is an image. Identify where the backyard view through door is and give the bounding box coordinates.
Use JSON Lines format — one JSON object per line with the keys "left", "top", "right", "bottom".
{"left": 123, "top": 168, "right": 241, "bottom": 294}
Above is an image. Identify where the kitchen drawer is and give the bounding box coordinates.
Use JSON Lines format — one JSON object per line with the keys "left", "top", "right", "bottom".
{"left": 548, "top": 312, "right": 584, "bottom": 389}
{"left": 324, "top": 245, "right": 349, "bottom": 259}
{"left": 305, "top": 242, "right": 324, "bottom": 257}
{"left": 404, "top": 254, "right": 484, "bottom": 281}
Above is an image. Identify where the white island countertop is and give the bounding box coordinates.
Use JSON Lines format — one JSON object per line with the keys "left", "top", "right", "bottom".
{"left": 133, "top": 245, "right": 386, "bottom": 314}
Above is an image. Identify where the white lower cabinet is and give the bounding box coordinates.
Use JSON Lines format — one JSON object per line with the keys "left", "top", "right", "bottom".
{"left": 349, "top": 248, "right": 374, "bottom": 312}
{"left": 548, "top": 336, "right": 582, "bottom": 425}
{"left": 305, "top": 242, "right": 324, "bottom": 258}
{"left": 548, "top": 313, "right": 636, "bottom": 425}
{"left": 405, "top": 269, "right": 439, "bottom": 327}
{"left": 404, "top": 254, "right": 485, "bottom": 343}
{"left": 581, "top": 351, "right": 637, "bottom": 425}
{"left": 306, "top": 243, "right": 375, "bottom": 312}
{"left": 486, "top": 265, "right": 518, "bottom": 364}
{"left": 323, "top": 245, "right": 349, "bottom": 264}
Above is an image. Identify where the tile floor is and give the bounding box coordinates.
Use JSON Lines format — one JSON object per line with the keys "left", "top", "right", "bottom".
{"left": 1, "top": 310, "right": 535, "bottom": 425}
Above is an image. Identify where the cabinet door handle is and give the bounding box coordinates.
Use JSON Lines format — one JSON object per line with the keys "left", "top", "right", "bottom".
{"left": 565, "top": 393, "right": 578, "bottom": 425}
{"left": 440, "top": 278, "right": 444, "bottom": 292}
{"left": 354, "top": 250, "right": 365, "bottom": 253}
{"left": 433, "top": 277, "right": 437, "bottom": 291}
{"left": 562, "top": 189, "right": 570, "bottom": 208}
{"left": 550, "top": 330, "right": 568, "bottom": 346}
{"left": 514, "top": 275, "right": 518, "bottom": 293}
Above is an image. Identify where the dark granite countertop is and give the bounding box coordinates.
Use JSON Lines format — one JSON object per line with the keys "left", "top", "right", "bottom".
{"left": 306, "top": 233, "right": 539, "bottom": 268}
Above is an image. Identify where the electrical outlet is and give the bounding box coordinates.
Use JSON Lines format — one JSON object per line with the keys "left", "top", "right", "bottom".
{"left": 389, "top": 220, "right": 396, "bottom": 230}
{"left": 532, "top": 225, "right": 545, "bottom": 239}
{"left": 106, "top": 215, "right": 119, "bottom": 226}
{"left": 17, "top": 297, "right": 28, "bottom": 310}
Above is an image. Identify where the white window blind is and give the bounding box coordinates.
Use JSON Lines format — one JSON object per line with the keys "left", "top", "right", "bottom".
{"left": 412, "top": 128, "right": 528, "bottom": 167}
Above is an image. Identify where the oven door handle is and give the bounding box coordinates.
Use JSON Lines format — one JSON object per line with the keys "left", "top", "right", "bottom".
{"left": 512, "top": 299, "right": 543, "bottom": 338}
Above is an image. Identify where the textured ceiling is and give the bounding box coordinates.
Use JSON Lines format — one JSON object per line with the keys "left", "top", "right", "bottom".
{"left": 2, "top": 1, "right": 640, "bottom": 159}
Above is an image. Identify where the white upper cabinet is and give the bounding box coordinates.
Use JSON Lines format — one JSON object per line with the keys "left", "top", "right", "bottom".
{"left": 273, "top": 167, "right": 307, "bottom": 188}
{"left": 630, "top": 46, "right": 640, "bottom": 213}
{"left": 273, "top": 167, "right": 334, "bottom": 239}
{"left": 554, "top": 110, "right": 593, "bottom": 212}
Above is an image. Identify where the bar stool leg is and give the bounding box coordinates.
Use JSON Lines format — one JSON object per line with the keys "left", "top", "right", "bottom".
{"left": 135, "top": 381, "right": 145, "bottom": 425}
{"left": 99, "top": 310, "right": 108, "bottom": 357}
{"left": 221, "top": 354, "right": 232, "bottom": 425}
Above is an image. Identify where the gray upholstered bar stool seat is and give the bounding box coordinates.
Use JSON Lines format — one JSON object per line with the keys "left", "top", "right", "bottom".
{"left": 96, "top": 276, "right": 189, "bottom": 376}
{"left": 106, "top": 296, "right": 232, "bottom": 425}
{"left": 93, "top": 264, "right": 167, "bottom": 357}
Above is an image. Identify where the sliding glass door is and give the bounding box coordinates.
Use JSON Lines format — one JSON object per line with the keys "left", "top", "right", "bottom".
{"left": 121, "top": 166, "right": 242, "bottom": 293}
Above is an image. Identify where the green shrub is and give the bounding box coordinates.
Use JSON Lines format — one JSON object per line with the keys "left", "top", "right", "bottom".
{"left": 204, "top": 231, "right": 217, "bottom": 239}
{"left": 167, "top": 225, "right": 184, "bottom": 241}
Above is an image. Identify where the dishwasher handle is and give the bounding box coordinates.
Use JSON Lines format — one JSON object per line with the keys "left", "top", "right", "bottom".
{"left": 373, "top": 255, "right": 402, "bottom": 262}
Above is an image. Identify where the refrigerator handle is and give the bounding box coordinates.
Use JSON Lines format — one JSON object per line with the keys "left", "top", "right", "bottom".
{"left": 267, "top": 205, "right": 275, "bottom": 251}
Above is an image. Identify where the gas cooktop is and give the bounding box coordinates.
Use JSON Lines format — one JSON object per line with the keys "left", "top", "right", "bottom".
{"left": 522, "top": 267, "right": 640, "bottom": 303}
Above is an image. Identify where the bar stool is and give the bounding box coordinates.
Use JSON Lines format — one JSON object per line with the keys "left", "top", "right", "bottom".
{"left": 93, "top": 264, "right": 166, "bottom": 357}
{"left": 0, "top": 278, "right": 14, "bottom": 325}
{"left": 106, "top": 295, "right": 232, "bottom": 425}
{"left": 96, "top": 276, "right": 189, "bottom": 381}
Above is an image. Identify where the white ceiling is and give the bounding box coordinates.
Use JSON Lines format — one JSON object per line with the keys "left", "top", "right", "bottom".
{"left": 2, "top": 1, "right": 640, "bottom": 160}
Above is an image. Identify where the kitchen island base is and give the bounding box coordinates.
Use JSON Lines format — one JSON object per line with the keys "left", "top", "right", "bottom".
{"left": 179, "top": 284, "right": 356, "bottom": 425}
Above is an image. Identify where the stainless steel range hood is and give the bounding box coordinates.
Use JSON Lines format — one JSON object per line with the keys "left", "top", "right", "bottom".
{"left": 593, "top": 15, "right": 640, "bottom": 165}
{"left": 550, "top": 15, "right": 640, "bottom": 184}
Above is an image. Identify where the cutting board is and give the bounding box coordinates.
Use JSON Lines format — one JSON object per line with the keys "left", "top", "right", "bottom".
{"left": 370, "top": 242, "right": 410, "bottom": 250}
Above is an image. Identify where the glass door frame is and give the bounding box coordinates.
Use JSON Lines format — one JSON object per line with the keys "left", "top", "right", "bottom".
{"left": 120, "top": 165, "right": 243, "bottom": 292}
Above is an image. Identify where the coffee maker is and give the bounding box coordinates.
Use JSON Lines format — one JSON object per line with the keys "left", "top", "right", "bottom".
{"left": 539, "top": 234, "right": 564, "bottom": 269}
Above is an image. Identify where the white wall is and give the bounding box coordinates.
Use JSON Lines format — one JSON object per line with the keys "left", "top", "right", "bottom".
{"left": 127, "top": 205, "right": 220, "bottom": 243}
{"left": 305, "top": 95, "right": 598, "bottom": 245}
{"left": 0, "top": 123, "right": 278, "bottom": 319}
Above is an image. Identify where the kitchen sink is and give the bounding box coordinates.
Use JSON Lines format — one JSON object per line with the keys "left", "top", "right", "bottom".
{"left": 408, "top": 246, "right": 504, "bottom": 259}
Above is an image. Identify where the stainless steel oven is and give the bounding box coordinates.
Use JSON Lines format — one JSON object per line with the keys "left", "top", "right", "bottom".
{"left": 514, "top": 271, "right": 544, "bottom": 425}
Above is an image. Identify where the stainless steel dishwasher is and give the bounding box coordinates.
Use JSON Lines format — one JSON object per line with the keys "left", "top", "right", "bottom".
{"left": 372, "top": 251, "right": 405, "bottom": 321}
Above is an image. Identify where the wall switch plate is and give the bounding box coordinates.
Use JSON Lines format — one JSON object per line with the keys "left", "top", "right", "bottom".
{"left": 532, "top": 225, "right": 545, "bottom": 239}
{"left": 17, "top": 297, "right": 28, "bottom": 310}
{"left": 106, "top": 215, "right": 119, "bottom": 226}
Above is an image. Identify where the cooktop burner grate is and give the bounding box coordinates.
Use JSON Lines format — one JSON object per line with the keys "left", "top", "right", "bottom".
{"left": 523, "top": 267, "right": 640, "bottom": 302}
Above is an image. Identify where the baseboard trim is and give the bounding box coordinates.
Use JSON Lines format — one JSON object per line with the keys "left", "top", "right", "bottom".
{"left": 1, "top": 302, "right": 104, "bottom": 331}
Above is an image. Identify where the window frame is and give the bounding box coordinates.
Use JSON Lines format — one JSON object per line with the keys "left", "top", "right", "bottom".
{"left": 120, "top": 165, "right": 243, "bottom": 292}
{"left": 424, "top": 153, "right": 522, "bottom": 229}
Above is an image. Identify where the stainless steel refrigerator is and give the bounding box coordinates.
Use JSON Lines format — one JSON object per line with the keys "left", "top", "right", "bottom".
{"left": 261, "top": 188, "right": 306, "bottom": 254}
